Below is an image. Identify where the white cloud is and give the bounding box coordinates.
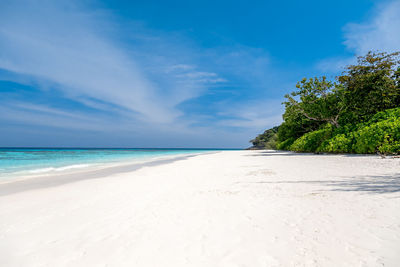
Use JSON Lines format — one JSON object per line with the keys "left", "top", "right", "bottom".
{"left": 169, "top": 69, "right": 227, "bottom": 84}
{"left": 0, "top": 0, "right": 225, "bottom": 124}
{"left": 216, "top": 99, "right": 284, "bottom": 130}
{"left": 315, "top": 1, "right": 400, "bottom": 75}
{"left": 315, "top": 57, "right": 356, "bottom": 74}
{"left": 0, "top": 0, "right": 286, "bottom": 147}
{"left": 344, "top": 0, "right": 400, "bottom": 54}
{"left": 0, "top": 102, "right": 110, "bottom": 131}
{"left": 165, "top": 64, "right": 195, "bottom": 73}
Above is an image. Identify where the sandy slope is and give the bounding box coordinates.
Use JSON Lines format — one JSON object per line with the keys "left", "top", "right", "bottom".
{"left": 0, "top": 151, "right": 399, "bottom": 267}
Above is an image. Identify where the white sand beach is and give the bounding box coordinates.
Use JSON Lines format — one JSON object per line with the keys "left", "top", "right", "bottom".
{"left": 0, "top": 150, "right": 399, "bottom": 267}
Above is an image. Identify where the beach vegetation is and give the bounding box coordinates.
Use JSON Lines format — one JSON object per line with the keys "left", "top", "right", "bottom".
{"left": 276, "top": 137, "right": 295, "bottom": 150}
{"left": 320, "top": 108, "right": 400, "bottom": 154}
{"left": 250, "top": 126, "right": 279, "bottom": 149}
{"left": 289, "top": 124, "right": 333, "bottom": 152}
{"left": 250, "top": 51, "right": 400, "bottom": 154}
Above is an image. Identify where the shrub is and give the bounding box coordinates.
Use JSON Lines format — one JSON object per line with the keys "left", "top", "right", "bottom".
{"left": 319, "top": 133, "right": 353, "bottom": 153}
{"left": 367, "top": 107, "right": 400, "bottom": 124}
{"left": 250, "top": 126, "right": 279, "bottom": 149}
{"left": 378, "top": 136, "right": 400, "bottom": 154}
{"left": 289, "top": 124, "right": 333, "bottom": 152}
{"left": 276, "top": 138, "right": 295, "bottom": 150}
{"left": 320, "top": 108, "right": 400, "bottom": 154}
{"left": 352, "top": 117, "right": 400, "bottom": 154}
{"left": 264, "top": 132, "right": 278, "bottom": 149}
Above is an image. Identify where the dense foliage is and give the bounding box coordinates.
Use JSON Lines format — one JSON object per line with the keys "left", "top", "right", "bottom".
{"left": 250, "top": 51, "right": 400, "bottom": 154}
{"left": 320, "top": 108, "right": 400, "bottom": 154}
{"left": 250, "top": 126, "right": 279, "bottom": 149}
{"left": 289, "top": 124, "right": 333, "bottom": 153}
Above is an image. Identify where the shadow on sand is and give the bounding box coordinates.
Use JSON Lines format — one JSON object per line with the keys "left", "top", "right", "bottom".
{"left": 246, "top": 150, "right": 385, "bottom": 158}
{"left": 248, "top": 173, "right": 400, "bottom": 195}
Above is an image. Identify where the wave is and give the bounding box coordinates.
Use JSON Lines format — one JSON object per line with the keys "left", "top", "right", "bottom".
{"left": 26, "top": 164, "right": 92, "bottom": 174}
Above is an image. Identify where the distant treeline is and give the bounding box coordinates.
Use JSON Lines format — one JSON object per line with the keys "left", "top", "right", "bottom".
{"left": 250, "top": 51, "right": 400, "bottom": 154}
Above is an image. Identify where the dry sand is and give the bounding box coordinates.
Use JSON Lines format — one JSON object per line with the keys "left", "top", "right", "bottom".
{"left": 0, "top": 150, "right": 399, "bottom": 267}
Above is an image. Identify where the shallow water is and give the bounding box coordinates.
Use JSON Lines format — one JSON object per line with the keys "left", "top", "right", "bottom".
{"left": 0, "top": 148, "right": 228, "bottom": 179}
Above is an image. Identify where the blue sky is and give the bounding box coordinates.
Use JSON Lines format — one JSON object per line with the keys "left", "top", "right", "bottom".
{"left": 0, "top": 0, "right": 399, "bottom": 148}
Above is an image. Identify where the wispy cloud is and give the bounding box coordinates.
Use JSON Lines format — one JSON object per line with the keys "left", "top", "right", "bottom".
{"left": 216, "top": 100, "right": 283, "bottom": 130}
{"left": 315, "top": 0, "right": 400, "bottom": 75}
{"left": 0, "top": 0, "right": 289, "bottom": 147}
{"left": 0, "top": 102, "right": 109, "bottom": 131}
{"left": 344, "top": 0, "right": 400, "bottom": 54}
{"left": 315, "top": 56, "right": 356, "bottom": 74}
{"left": 0, "top": 0, "right": 228, "bottom": 124}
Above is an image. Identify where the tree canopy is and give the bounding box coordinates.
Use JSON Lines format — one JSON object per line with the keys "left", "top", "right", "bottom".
{"left": 250, "top": 51, "right": 400, "bottom": 154}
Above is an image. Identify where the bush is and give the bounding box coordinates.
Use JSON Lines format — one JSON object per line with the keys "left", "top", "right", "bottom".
{"left": 319, "top": 133, "right": 353, "bottom": 153}
{"left": 367, "top": 107, "right": 400, "bottom": 124}
{"left": 289, "top": 124, "right": 333, "bottom": 152}
{"left": 276, "top": 138, "right": 295, "bottom": 150}
{"left": 378, "top": 135, "right": 400, "bottom": 154}
{"left": 320, "top": 108, "right": 400, "bottom": 154}
{"left": 352, "top": 117, "right": 400, "bottom": 154}
{"left": 264, "top": 132, "right": 278, "bottom": 149}
{"left": 250, "top": 126, "right": 279, "bottom": 149}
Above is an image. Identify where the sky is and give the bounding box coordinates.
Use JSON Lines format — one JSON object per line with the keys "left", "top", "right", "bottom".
{"left": 0, "top": 0, "right": 399, "bottom": 148}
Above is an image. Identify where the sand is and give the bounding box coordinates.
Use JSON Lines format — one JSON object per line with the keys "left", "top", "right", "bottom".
{"left": 0, "top": 150, "right": 399, "bottom": 267}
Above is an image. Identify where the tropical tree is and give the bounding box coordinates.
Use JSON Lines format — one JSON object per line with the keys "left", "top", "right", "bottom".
{"left": 283, "top": 77, "right": 344, "bottom": 127}
{"left": 250, "top": 126, "right": 279, "bottom": 149}
{"left": 250, "top": 51, "right": 400, "bottom": 154}
{"left": 338, "top": 51, "right": 400, "bottom": 123}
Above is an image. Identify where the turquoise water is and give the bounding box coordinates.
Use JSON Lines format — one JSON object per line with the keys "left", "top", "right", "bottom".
{"left": 0, "top": 148, "right": 226, "bottom": 179}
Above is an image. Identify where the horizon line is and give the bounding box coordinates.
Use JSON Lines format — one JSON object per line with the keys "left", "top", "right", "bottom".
{"left": 0, "top": 147, "right": 244, "bottom": 150}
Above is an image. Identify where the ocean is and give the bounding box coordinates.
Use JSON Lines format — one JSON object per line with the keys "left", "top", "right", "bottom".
{"left": 0, "top": 148, "right": 229, "bottom": 180}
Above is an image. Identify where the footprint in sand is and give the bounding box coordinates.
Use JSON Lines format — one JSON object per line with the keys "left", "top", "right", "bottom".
{"left": 246, "top": 169, "right": 276, "bottom": 176}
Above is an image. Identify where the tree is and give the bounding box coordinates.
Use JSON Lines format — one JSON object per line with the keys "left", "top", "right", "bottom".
{"left": 278, "top": 104, "right": 322, "bottom": 143}
{"left": 250, "top": 50, "right": 400, "bottom": 154}
{"left": 283, "top": 77, "right": 344, "bottom": 127}
{"left": 338, "top": 51, "right": 400, "bottom": 123}
{"left": 250, "top": 126, "right": 279, "bottom": 149}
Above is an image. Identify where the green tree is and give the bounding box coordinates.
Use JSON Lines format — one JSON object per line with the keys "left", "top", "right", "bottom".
{"left": 251, "top": 50, "right": 400, "bottom": 154}
{"left": 283, "top": 77, "right": 344, "bottom": 128}
{"left": 277, "top": 105, "right": 321, "bottom": 143}
{"left": 250, "top": 126, "right": 279, "bottom": 149}
{"left": 338, "top": 51, "right": 400, "bottom": 123}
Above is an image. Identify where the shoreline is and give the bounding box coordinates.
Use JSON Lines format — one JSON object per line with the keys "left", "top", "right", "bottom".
{"left": 0, "top": 152, "right": 212, "bottom": 196}
{"left": 0, "top": 149, "right": 221, "bottom": 182}
{"left": 1, "top": 150, "right": 399, "bottom": 266}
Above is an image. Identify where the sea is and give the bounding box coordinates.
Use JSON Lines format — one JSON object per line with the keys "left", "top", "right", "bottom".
{"left": 0, "top": 148, "right": 232, "bottom": 180}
